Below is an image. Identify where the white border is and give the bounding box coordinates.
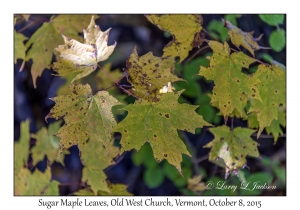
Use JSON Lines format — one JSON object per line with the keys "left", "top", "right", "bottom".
{"left": 3, "top": 0, "right": 297, "bottom": 209}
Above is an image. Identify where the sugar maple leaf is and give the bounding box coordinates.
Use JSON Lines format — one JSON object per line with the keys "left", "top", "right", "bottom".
{"left": 81, "top": 138, "right": 119, "bottom": 195}
{"left": 14, "top": 30, "right": 27, "bottom": 71}
{"left": 248, "top": 107, "right": 286, "bottom": 143}
{"left": 14, "top": 120, "right": 30, "bottom": 173}
{"left": 31, "top": 121, "right": 62, "bottom": 166}
{"left": 97, "top": 182, "right": 132, "bottom": 196}
{"left": 248, "top": 63, "right": 286, "bottom": 138}
{"left": 15, "top": 167, "right": 59, "bottom": 195}
{"left": 74, "top": 183, "right": 132, "bottom": 196}
{"left": 125, "top": 47, "right": 184, "bottom": 101}
{"left": 45, "top": 84, "right": 121, "bottom": 155}
{"left": 146, "top": 14, "right": 203, "bottom": 62}
{"left": 25, "top": 15, "right": 96, "bottom": 88}
{"left": 114, "top": 91, "right": 211, "bottom": 173}
{"left": 198, "top": 41, "right": 261, "bottom": 120}
{"left": 223, "top": 19, "right": 270, "bottom": 56}
{"left": 53, "top": 15, "right": 116, "bottom": 84}
{"left": 204, "top": 125, "right": 259, "bottom": 179}
{"left": 187, "top": 175, "right": 206, "bottom": 192}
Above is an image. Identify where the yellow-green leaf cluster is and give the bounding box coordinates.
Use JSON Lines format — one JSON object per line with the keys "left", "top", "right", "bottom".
{"left": 15, "top": 167, "right": 59, "bottom": 195}
{"left": 248, "top": 63, "right": 286, "bottom": 138}
{"left": 199, "top": 41, "right": 261, "bottom": 119}
{"left": 14, "top": 120, "right": 30, "bottom": 173}
{"left": 114, "top": 91, "right": 211, "bottom": 173}
{"left": 81, "top": 138, "right": 119, "bottom": 195}
{"left": 74, "top": 183, "right": 132, "bottom": 196}
{"left": 146, "top": 14, "right": 203, "bottom": 62}
{"left": 204, "top": 126, "right": 259, "bottom": 178}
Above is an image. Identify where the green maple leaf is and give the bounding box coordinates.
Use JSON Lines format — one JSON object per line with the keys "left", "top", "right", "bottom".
{"left": 223, "top": 19, "right": 270, "bottom": 56}
{"left": 125, "top": 47, "right": 184, "bottom": 101}
{"left": 31, "top": 121, "right": 62, "bottom": 166}
{"left": 248, "top": 106, "right": 286, "bottom": 143}
{"left": 97, "top": 183, "right": 132, "bottom": 196}
{"left": 199, "top": 41, "right": 261, "bottom": 120}
{"left": 74, "top": 183, "right": 132, "bottom": 196}
{"left": 53, "top": 15, "right": 116, "bottom": 84}
{"left": 114, "top": 91, "right": 211, "bottom": 173}
{"left": 248, "top": 63, "right": 286, "bottom": 137}
{"left": 25, "top": 15, "right": 97, "bottom": 88}
{"left": 14, "top": 120, "right": 30, "bottom": 173}
{"left": 46, "top": 84, "right": 121, "bottom": 155}
{"left": 146, "top": 14, "right": 203, "bottom": 62}
{"left": 204, "top": 125, "right": 259, "bottom": 178}
{"left": 265, "top": 109, "right": 286, "bottom": 142}
{"left": 14, "top": 30, "right": 27, "bottom": 70}
{"left": 15, "top": 167, "right": 59, "bottom": 195}
{"left": 81, "top": 139, "right": 119, "bottom": 195}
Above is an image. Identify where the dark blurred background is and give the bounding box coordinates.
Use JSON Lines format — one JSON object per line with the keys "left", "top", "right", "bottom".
{"left": 14, "top": 14, "right": 286, "bottom": 196}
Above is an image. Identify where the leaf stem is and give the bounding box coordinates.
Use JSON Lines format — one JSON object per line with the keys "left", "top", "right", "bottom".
{"left": 16, "top": 17, "right": 49, "bottom": 33}
{"left": 231, "top": 117, "right": 234, "bottom": 130}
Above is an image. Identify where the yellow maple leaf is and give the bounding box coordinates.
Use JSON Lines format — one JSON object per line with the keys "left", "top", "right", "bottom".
{"left": 187, "top": 175, "right": 206, "bottom": 192}
{"left": 223, "top": 19, "right": 270, "bottom": 56}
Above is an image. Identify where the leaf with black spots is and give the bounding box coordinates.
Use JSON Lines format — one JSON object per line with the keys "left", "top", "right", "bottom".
{"left": 146, "top": 14, "right": 203, "bottom": 62}
{"left": 125, "top": 47, "right": 183, "bottom": 101}
{"left": 114, "top": 91, "right": 211, "bottom": 173}
{"left": 198, "top": 41, "right": 261, "bottom": 120}
{"left": 204, "top": 125, "right": 259, "bottom": 179}
{"left": 46, "top": 84, "right": 121, "bottom": 156}
{"left": 248, "top": 63, "right": 286, "bottom": 138}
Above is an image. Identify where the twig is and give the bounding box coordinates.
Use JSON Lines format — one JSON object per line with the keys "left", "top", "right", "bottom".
{"left": 253, "top": 58, "right": 265, "bottom": 65}
{"left": 202, "top": 28, "right": 219, "bottom": 41}
{"left": 181, "top": 131, "right": 200, "bottom": 176}
{"left": 195, "top": 155, "right": 208, "bottom": 164}
{"left": 230, "top": 47, "right": 239, "bottom": 52}
{"left": 16, "top": 17, "right": 49, "bottom": 33}
{"left": 179, "top": 45, "right": 210, "bottom": 74}
{"left": 97, "top": 64, "right": 138, "bottom": 99}
{"left": 251, "top": 133, "right": 286, "bottom": 139}
{"left": 103, "top": 75, "right": 125, "bottom": 91}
